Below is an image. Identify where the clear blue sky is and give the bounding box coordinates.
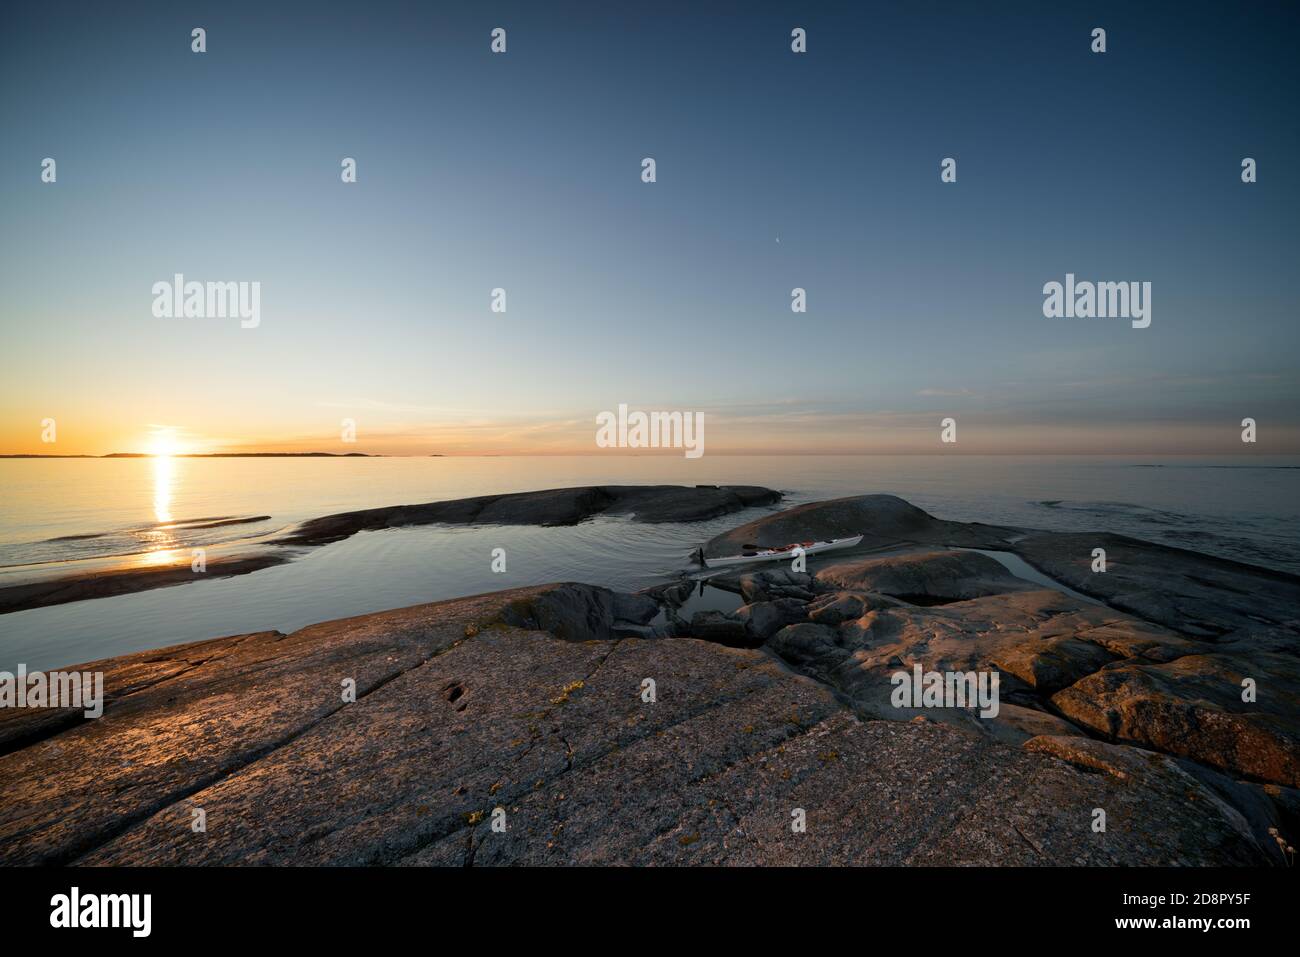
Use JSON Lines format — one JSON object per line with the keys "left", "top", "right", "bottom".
{"left": 2, "top": 1, "right": 1296, "bottom": 453}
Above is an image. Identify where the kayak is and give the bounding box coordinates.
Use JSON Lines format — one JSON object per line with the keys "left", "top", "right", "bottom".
{"left": 702, "top": 535, "right": 864, "bottom": 568}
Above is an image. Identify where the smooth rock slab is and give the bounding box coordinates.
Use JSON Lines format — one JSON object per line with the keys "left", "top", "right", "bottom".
{"left": 0, "top": 582, "right": 1275, "bottom": 866}
{"left": 1014, "top": 531, "right": 1300, "bottom": 639}
{"left": 704, "top": 494, "right": 1020, "bottom": 559}
{"left": 0, "top": 588, "right": 490, "bottom": 866}
{"left": 816, "top": 549, "right": 1037, "bottom": 604}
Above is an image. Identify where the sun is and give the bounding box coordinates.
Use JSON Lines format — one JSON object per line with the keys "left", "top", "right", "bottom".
{"left": 146, "top": 427, "right": 184, "bottom": 458}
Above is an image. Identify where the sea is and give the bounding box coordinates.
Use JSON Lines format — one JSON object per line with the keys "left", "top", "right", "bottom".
{"left": 1, "top": 454, "right": 1297, "bottom": 671}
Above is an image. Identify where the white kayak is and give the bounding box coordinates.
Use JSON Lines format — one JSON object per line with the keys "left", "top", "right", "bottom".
{"left": 702, "top": 535, "right": 863, "bottom": 568}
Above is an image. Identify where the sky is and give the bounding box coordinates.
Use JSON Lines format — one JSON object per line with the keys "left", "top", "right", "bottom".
{"left": 1, "top": 0, "right": 1297, "bottom": 455}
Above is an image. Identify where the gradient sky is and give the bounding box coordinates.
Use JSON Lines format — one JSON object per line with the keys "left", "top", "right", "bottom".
{"left": 2, "top": 1, "right": 1297, "bottom": 455}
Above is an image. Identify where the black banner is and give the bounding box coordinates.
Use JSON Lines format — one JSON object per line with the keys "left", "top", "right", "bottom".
{"left": 0, "top": 866, "right": 1286, "bottom": 943}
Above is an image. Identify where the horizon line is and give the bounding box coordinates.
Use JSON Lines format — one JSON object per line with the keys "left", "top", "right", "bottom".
{"left": 3, "top": 450, "right": 1296, "bottom": 459}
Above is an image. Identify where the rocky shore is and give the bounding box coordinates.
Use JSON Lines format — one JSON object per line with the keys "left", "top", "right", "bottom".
{"left": 1, "top": 493, "right": 1295, "bottom": 866}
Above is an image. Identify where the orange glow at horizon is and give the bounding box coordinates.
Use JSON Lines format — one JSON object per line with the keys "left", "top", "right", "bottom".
{"left": 1, "top": 416, "right": 1299, "bottom": 457}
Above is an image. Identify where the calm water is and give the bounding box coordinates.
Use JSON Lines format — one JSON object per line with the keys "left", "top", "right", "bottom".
{"left": 2, "top": 455, "right": 1297, "bottom": 670}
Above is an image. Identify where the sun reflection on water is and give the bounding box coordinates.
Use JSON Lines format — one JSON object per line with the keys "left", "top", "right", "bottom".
{"left": 138, "top": 547, "right": 182, "bottom": 567}
{"left": 152, "top": 454, "right": 175, "bottom": 525}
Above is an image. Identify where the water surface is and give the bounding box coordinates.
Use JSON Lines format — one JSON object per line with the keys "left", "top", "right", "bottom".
{"left": 2, "top": 454, "right": 1296, "bottom": 670}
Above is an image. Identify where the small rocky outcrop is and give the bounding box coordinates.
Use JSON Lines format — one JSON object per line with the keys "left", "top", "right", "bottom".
{"left": 703, "top": 493, "right": 1018, "bottom": 559}
{"left": 815, "top": 549, "right": 1036, "bottom": 604}
{"left": 0, "top": 554, "right": 290, "bottom": 615}
{"left": 280, "top": 484, "right": 782, "bottom": 547}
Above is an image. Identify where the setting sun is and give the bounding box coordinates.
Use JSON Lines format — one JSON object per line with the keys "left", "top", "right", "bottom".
{"left": 146, "top": 427, "right": 183, "bottom": 458}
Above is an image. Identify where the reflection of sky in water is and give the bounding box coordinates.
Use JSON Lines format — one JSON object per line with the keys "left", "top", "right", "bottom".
{"left": 0, "top": 515, "right": 757, "bottom": 671}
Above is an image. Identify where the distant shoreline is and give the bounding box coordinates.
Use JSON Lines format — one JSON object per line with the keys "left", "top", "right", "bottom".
{"left": 2, "top": 452, "right": 1294, "bottom": 459}
{"left": 0, "top": 452, "right": 384, "bottom": 458}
